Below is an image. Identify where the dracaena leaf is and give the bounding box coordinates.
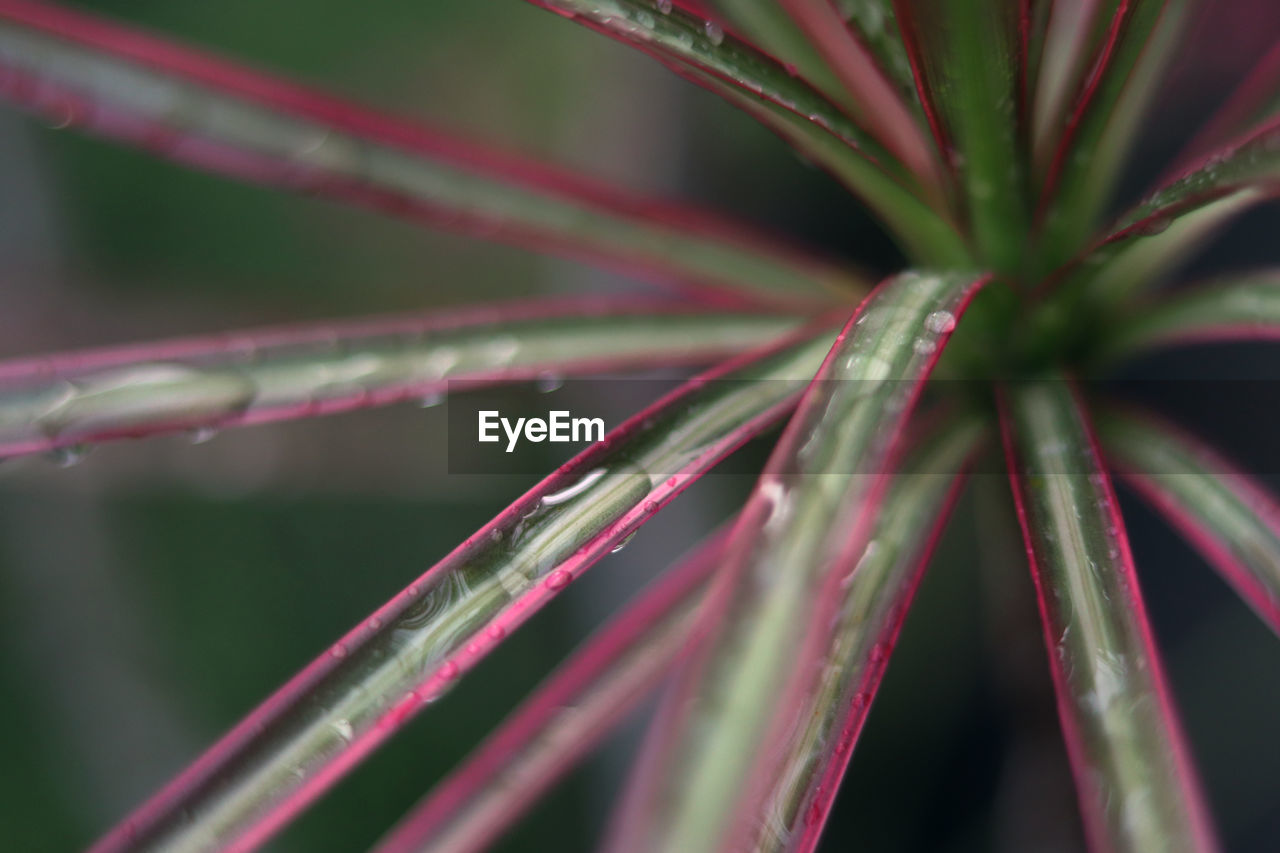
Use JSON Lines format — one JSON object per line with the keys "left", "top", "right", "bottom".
{"left": 0, "top": 301, "right": 803, "bottom": 460}
{"left": 894, "top": 0, "right": 1029, "bottom": 273}
{"left": 0, "top": 0, "right": 861, "bottom": 305}
{"left": 1097, "top": 271, "right": 1280, "bottom": 360}
{"left": 1100, "top": 407, "right": 1280, "bottom": 635}
{"left": 999, "top": 378, "right": 1217, "bottom": 852}
{"left": 373, "top": 527, "right": 729, "bottom": 853}
{"left": 526, "top": 0, "right": 968, "bottom": 264}
{"left": 89, "top": 322, "right": 838, "bottom": 853}
{"left": 1073, "top": 117, "right": 1280, "bottom": 305}
{"left": 1037, "top": 0, "right": 1190, "bottom": 267}
{"left": 1169, "top": 41, "right": 1280, "bottom": 177}
{"left": 768, "top": 0, "right": 941, "bottom": 191}
{"left": 606, "top": 270, "right": 988, "bottom": 853}
{"left": 751, "top": 417, "right": 981, "bottom": 853}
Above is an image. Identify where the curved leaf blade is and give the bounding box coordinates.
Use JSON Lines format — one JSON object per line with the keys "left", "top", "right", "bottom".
{"left": 759, "top": 417, "right": 981, "bottom": 853}
{"left": 1037, "top": 0, "right": 1190, "bottom": 266}
{"left": 1100, "top": 408, "right": 1280, "bottom": 635}
{"left": 0, "top": 0, "right": 859, "bottom": 305}
{"left": 893, "top": 0, "right": 1029, "bottom": 273}
{"left": 525, "top": 0, "right": 967, "bottom": 262}
{"left": 999, "top": 378, "right": 1217, "bottom": 852}
{"left": 89, "top": 322, "right": 838, "bottom": 853}
{"left": 0, "top": 301, "right": 803, "bottom": 460}
{"left": 607, "top": 270, "right": 989, "bottom": 853}
{"left": 373, "top": 527, "right": 728, "bottom": 853}
{"left": 1098, "top": 271, "right": 1280, "bottom": 359}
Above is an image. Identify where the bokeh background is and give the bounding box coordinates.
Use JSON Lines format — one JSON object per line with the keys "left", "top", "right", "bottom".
{"left": 1, "top": 1, "right": 1278, "bottom": 850}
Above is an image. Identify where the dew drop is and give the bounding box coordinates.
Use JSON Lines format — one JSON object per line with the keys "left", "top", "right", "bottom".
{"left": 438, "top": 660, "right": 460, "bottom": 681}
{"left": 657, "top": 0, "right": 673, "bottom": 12}
{"left": 666, "top": 475, "right": 678, "bottom": 488}
{"left": 486, "top": 623, "right": 507, "bottom": 640}
{"left": 368, "top": 615, "right": 383, "bottom": 630}
{"left": 611, "top": 531, "right": 638, "bottom": 553}
{"left": 545, "top": 569, "right": 573, "bottom": 590}
{"left": 924, "top": 310, "right": 956, "bottom": 334}
{"left": 535, "top": 372, "right": 564, "bottom": 393}
{"left": 330, "top": 642, "right": 348, "bottom": 659}
{"left": 332, "top": 718, "right": 354, "bottom": 742}
{"left": 704, "top": 21, "right": 724, "bottom": 45}
{"left": 418, "top": 390, "right": 444, "bottom": 408}
{"left": 188, "top": 426, "right": 218, "bottom": 444}
{"left": 643, "top": 499, "right": 659, "bottom": 513}
{"left": 47, "top": 445, "right": 88, "bottom": 468}
{"left": 912, "top": 338, "right": 937, "bottom": 356}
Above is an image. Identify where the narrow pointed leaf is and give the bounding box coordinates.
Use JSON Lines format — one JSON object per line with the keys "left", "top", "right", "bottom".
{"left": 1169, "top": 42, "right": 1280, "bottom": 177}
{"left": 0, "top": 0, "right": 861, "bottom": 305}
{"left": 607, "top": 270, "right": 989, "bottom": 853}
{"left": 657, "top": 60, "right": 970, "bottom": 265}
{"left": 1038, "top": 0, "right": 1190, "bottom": 266}
{"left": 894, "top": 0, "right": 1029, "bottom": 273}
{"left": 90, "top": 322, "right": 839, "bottom": 853}
{"left": 1074, "top": 116, "right": 1280, "bottom": 305}
{"left": 1000, "top": 378, "right": 1217, "bottom": 852}
{"left": 774, "top": 0, "right": 941, "bottom": 190}
{"left": 374, "top": 528, "right": 728, "bottom": 853}
{"left": 1030, "top": 0, "right": 1109, "bottom": 172}
{"left": 525, "top": 0, "right": 966, "bottom": 259}
{"left": 1098, "top": 272, "right": 1280, "bottom": 359}
{"left": 0, "top": 301, "right": 803, "bottom": 460}
{"left": 1100, "top": 408, "right": 1280, "bottom": 635}
{"left": 756, "top": 417, "right": 981, "bottom": 853}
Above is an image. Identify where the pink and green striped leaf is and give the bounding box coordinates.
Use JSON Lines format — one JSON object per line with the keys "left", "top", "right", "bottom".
{"left": 373, "top": 527, "right": 729, "bottom": 853}
{"left": 999, "top": 377, "right": 1217, "bottom": 852}
{"left": 525, "top": 0, "right": 967, "bottom": 264}
{"left": 89, "top": 320, "right": 839, "bottom": 853}
{"left": 1100, "top": 407, "right": 1280, "bottom": 635}
{"left": 0, "top": 300, "right": 803, "bottom": 460}
{"left": 0, "top": 0, "right": 859, "bottom": 306}
{"left": 894, "top": 0, "right": 1028, "bottom": 273}
{"left": 1037, "top": 0, "right": 1190, "bottom": 267}
{"left": 607, "top": 270, "right": 989, "bottom": 852}
{"left": 1098, "top": 271, "right": 1280, "bottom": 359}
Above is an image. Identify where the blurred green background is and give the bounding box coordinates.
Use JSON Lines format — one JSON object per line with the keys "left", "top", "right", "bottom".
{"left": 1, "top": 2, "right": 1279, "bottom": 851}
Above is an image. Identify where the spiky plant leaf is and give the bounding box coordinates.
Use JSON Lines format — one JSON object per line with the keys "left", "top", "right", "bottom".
{"left": 373, "top": 527, "right": 728, "bottom": 853}
{"left": 1000, "top": 378, "right": 1216, "bottom": 852}
{"left": 527, "top": 0, "right": 965, "bottom": 260}
{"left": 0, "top": 0, "right": 860, "bottom": 305}
{"left": 894, "top": 0, "right": 1028, "bottom": 273}
{"left": 91, "top": 323, "right": 838, "bottom": 853}
{"left": 1098, "top": 271, "right": 1280, "bottom": 359}
{"left": 754, "top": 416, "right": 980, "bottom": 852}
{"left": 0, "top": 301, "right": 802, "bottom": 459}
{"left": 1038, "top": 0, "right": 1189, "bottom": 265}
{"left": 607, "top": 270, "right": 988, "bottom": 852}
{"left": 1101, "top": 408, "right": 1280, "bottom": 635}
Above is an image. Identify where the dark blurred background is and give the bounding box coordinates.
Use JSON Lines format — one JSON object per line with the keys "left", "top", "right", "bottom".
{"left": 0, "top": 1, "right": 1278, "bottom": 850}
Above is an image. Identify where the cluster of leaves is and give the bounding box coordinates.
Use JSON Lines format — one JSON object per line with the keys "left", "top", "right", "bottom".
{"left": 0, "top": 0, "right": 1278, "bottom": 850}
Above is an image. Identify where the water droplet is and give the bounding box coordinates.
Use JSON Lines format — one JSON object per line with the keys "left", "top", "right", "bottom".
{"left": 912, "top": 338, "right": 937, "bottom": 356}
{"left": 535, "top": 372, "right": 564, "bottom": 393}
{"left": 611, "top": 531, "right": 638, "bottom": 553}
{"left": 368, "top": 615, "right": 383, "bottom": 630}
{"left": 332, "top": 718, "right": 354, "bottom": 742}
{"left": 486, "top": 623, "right": 507, "bottom": 640}
{"left": 331, "top": 643, "right": 348, "bottom": 659}
{"left": 438, "top": 660, "right": 460, "bottom": 680}
{"left": 418, "top": 390, "right": 444, "bottom": 408}
{"left": 542, "top": 467, "right": 607, "bottom": 506}
{"left": 656, "top": 0, "right": 672, "bottom": 13}
{"left": 924, "top": 310, "right": 956, "bottom": 334}
{"left": 46, "top": 445, "right": 88, "bottom": 468}
{"left": 544, "top": 569, "right": 572, "bottom": 590}
{"left": 643, "top": 499, "right": 659, "bottom": 513}
{"left": 704, "top": 21, "right": 724, "bottom": 45}
{"left": 188, "top": 426, "right": 218, "bottom": 444}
